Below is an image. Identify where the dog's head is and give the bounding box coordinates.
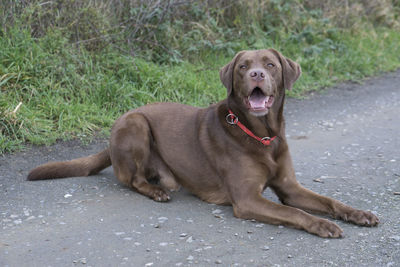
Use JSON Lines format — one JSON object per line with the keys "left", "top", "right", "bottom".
{"left": 220, "top": 49, "right": 301, "bottom": 116}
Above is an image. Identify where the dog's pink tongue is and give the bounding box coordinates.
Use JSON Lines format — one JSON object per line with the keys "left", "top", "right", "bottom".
{"left": 249, "top": 92, "right": 268, "bottom": 109}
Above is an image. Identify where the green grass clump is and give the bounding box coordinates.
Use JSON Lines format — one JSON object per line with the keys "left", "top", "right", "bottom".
{"left": 1, "top": 0, "right": 400, "bottom": 153}
{"left": 0, "top": 29, "right": 227, "bottom": 152}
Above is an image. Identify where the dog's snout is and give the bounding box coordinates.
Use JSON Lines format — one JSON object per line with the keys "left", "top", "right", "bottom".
{"left": 249, "top": 69, "right": 266, "bottom": 81}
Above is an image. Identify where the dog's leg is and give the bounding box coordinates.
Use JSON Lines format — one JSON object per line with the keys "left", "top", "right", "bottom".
{"left": 270, "top": 148, "right": 379, "bottom": 226}
{"left": 231, "top": 186, "right": 343, "bottom": 238}
{"left": 110, "top": 113, "right": 170, "bottom": 202}
{"left": 150, "top": 150, "right": 181, "bottom": 192}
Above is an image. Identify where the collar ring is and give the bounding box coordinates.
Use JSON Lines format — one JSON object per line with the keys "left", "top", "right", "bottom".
{"left": 226, "top": 113, "right": 238, "bottom": 125}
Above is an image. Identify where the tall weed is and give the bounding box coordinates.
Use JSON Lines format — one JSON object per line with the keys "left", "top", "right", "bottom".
{"left": 2, "top": 0, "right": 399, "bottom": 63}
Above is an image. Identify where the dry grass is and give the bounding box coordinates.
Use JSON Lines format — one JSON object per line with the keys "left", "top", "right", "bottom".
{"left": 304, "top": 0, "right": 400, "bottom": 28}
{"left": 2, "top": 0, "right": 399, "bottom": 61}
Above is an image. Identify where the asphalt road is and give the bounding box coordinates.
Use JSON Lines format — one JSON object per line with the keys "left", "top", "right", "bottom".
{"left": 1, "top": 70, "right": 400, "bottom": 267}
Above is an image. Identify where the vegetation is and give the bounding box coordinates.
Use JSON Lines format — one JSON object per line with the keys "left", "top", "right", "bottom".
{"left": 1, "top": 0, "right": 400, "bottom": 153}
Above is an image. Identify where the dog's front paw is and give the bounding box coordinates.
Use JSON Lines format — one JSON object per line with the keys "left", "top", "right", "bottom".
{"left": 306, "top": 218, "right": 343, "bottom": 238}
{"left": 150, "top": 187, "right": 171, "bottom": 202}
{"left": 342, "top": 209, "right": 379, "bottom": 227}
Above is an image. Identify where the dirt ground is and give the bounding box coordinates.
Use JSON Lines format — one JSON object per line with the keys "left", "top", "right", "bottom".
{"left": 1, "top": 70, "right": 400, "bottom": 266}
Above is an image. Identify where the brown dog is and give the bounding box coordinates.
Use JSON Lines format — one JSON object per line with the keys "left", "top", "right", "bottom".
{"left": 28, "top": 49, "right": 379, "bottom": 237}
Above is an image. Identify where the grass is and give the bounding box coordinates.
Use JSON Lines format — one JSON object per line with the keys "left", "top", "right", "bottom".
{"left": 1, "top": 1, "right": 400, "bottom": 154}
{"left": 0, "top": 29, "right": 228, "bottom": 153}
{"left": 287, "top": 28, "right": 400, "bottom": 96}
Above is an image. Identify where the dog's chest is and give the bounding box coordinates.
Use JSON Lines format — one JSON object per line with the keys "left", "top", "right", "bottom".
{"left": 250, "top": 143, "right": 280, "bottom": 183}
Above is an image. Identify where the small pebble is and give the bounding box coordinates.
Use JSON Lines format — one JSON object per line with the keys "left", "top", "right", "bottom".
{"left": 212, "top": 209, "right": 222, "bottom": 214}
{"left": 73, "top": 258, "right": 87, "bottom": 264}
{"left": 390, "top": 235, "right": 400, "bottom": 241}
{"left": 115, "top": 232, "right": 125, "bottom": 236}
{"left": 158, "top": 217, "right": 168, "bottom": 223}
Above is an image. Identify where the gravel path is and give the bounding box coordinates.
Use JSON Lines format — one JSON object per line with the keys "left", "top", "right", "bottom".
{"left": 1, "top": 70, "right": 400, "bottom": 266}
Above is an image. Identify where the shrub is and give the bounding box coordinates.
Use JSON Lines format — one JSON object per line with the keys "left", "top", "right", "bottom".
{"left": 2, "top": 0, "right": 399, "bottom": 63}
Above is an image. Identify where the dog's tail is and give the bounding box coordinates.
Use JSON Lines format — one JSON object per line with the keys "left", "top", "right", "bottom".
{"left": 27, "top": 148, "right": 112, "bottom": 181}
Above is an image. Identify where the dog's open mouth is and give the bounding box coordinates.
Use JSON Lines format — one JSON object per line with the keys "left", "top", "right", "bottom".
{"left": 245, "top": 87, "right": 274, "bottom": 111}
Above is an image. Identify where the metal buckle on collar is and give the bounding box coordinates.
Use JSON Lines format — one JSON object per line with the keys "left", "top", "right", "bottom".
{"left": 226, "top": 113, "right": 238, "bottom": 125}
{"left": 261, "top": 136, "right": 272, "bottom": 145}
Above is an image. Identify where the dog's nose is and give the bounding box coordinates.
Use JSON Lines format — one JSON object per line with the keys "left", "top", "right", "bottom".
{"left": 249, "top": 69, "right": 266, "bottom": 81}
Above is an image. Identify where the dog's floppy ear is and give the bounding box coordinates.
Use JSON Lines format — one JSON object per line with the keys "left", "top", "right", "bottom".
{"left": 269, "top": 49, "right": 301, "bottom": 91}
{"left": 219, "top": 51, "right": 245, "bottom": 96}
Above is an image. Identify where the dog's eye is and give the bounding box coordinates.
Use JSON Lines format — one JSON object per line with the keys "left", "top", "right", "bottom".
{"left": 266, "top": 63, "right": 275, "bottom": 68}
{"left": 239, "top": 65, "right": 247, "bottom": 69}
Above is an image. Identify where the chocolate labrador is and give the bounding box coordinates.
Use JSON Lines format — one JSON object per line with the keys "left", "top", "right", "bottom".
{"left": 28, "top": 49, "right": 379, "bottom": 237}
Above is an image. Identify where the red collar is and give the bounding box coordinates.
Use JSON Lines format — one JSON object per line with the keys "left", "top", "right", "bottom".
{"left": 226, "top": 109, "right": 277, "bottom": 146}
